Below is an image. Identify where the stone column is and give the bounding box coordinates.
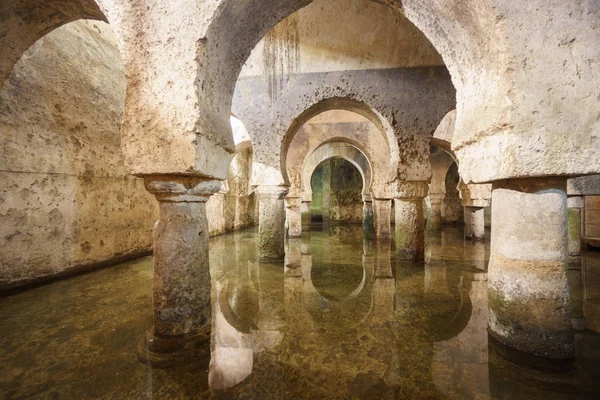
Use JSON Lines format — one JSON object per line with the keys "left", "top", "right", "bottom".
{"left": 428, "top": 192, "right": 444, "bottom": 231}
{"left": 362, "top": 193, "right": 374, "bottom": 230}
{"left": 394, "top": 182, "right": 428, "bottom": 261}
{"left": 256, "top": 185, "right": 289, "bottom": 261}
{"left": 285, "top": 196, "right": 302, "bottom": 238}
{"left": 488, "top": 178, "right": 574, "bottom": 359}
{"left": 301, "top": 197, "right": 312, "bottom": 229}
{"left": 322, "top": 161, "right": 332, "bottom": 225}
{"left": 459, "top": 182, "right": 492, "bottom": 241}
{"left": 464, "top": 206, "right": 485, "bottom": 241}
{"left": 139, "top": 176, "right": 221, "bottom": 364}
{"left": 373, "top": 199, "right": 392, "bottom": 239}
{"left": 567, "top": 196, "right": 583, "bottom": 260}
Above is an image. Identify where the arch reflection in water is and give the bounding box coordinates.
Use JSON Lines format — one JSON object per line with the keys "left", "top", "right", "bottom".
{"left": 205, "top": 226, "right": 600, "bottom": 398}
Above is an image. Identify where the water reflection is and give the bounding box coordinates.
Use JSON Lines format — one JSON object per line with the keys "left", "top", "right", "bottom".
{"left": 1, "top": 226, "right": 600, "bottom": 399}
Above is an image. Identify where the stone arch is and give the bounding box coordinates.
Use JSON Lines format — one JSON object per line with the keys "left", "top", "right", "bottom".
{"left": 302, "top": 143, "right": 372, "bottom": 199}
{"left": 194, "top": 0, "right": 514, "bottom": 183}
{"left": 0, "top": 0, "right": 109, "bottom": 90}
{"left": 281, "top": 97, "right": 398, "bottom": 190}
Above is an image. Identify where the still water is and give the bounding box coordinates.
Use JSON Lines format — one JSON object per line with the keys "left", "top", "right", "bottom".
{"left": 1, "top": 224, "right": 600, "bottom": 399}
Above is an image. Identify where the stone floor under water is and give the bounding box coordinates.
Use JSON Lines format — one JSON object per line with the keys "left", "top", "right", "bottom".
{"left": 1, "top": 224, "right": 600, "bottom": 399}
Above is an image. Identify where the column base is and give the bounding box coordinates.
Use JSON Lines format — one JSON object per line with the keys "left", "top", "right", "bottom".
{"left": 137, "top": 326, "right": 211, "bottom": 368}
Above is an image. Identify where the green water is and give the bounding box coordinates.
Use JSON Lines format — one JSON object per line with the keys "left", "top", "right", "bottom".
{"left": 1, "top": 224, "right": 600, "bottom": 399}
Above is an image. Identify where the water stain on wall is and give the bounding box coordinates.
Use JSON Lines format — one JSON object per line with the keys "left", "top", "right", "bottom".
{"left": 262, "top": 14, "right": 300, "bottom": 101}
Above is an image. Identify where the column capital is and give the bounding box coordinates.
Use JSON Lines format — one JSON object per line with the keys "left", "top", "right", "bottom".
{"left": 459, "top": 182, "right": 492, "bottom": 207}
{"left": 393, "top": 181, "right": 429, "bottom": 200}
{"left": 144, "top": 175, "right": 222, "bottom": 203}
{"left": 255, "top": 185, "right": 289, "bottom": 200}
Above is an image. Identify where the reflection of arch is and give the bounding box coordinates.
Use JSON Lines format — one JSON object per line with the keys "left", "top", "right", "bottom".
{"left": 281, "top": 97, "right": 398, "bottom": 185}
{"left": 302, "top": 142, "right": 372, "bottom": 198}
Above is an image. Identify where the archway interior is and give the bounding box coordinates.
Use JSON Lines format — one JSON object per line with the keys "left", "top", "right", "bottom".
{"left": 285, "top": 109, "right": 384, "bottom": 198}
{"left": 310, "top": 157, "right": 363, "bottom": 224}
{"left": 427, "top": 145, "right": 463, "bottom": 227}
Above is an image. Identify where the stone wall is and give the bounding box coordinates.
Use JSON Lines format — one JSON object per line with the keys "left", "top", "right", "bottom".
{"left": 206, "top": 148, "right": 256, "bottom": 237}
{"left": 0, "top": 21, "right": 158, "bottom": 290}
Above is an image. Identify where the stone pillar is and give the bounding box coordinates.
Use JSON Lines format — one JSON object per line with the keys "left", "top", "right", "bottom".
{"left": 488, "top": 178, "right": 574, "bottom": 359}
{"left": 139, "top": 176, "right": 221, "bottom": 364}
{"left": 394, "top": 182, "right": 428, "bottom": 261}
{"left": 373, "top": 199, "right": 392, "bottom": 239}
{"left": 464, "top": 206, "right": 485, "bottom": 241}
{"left": 285, "top": 196, "right": 302, "bottom": 238}
{"left": 567, "top": 196, "right": 583, "bottom": 260}
{"left": 362, "top": 193, "right": 374, "bottom": 230}
{"left": 301, "top": 198, "right": 312, "bottom": 229}
{"left": 256, "top": 185, "right": 289, "bottom": 261}
{"left": 459, "top": 182, "right": 492, "bottom": 241}
{"left": 428, "top": 193, "right": 444, "bottom": 231}
{"left": 322, "top": 161, "right": 332, "bottom": 225}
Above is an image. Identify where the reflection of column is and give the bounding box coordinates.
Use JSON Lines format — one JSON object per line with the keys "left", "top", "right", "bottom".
{"left": 373, "top": 199, "right": 392, "bottom": 239}
{"left": 569, "top": 264, "right": 586, "bottom": 331}
{"left": 567, "top": 196, "right": 583, "bottom": 260}
{"left": 432, "top": 273, "right": 490, "bottom": 400}
{"left": 425, "top": 259, "right": 448, "bottom": 294}
{"left": 395, "top": 182, "right": 428, "bottom": 261}
{"left": 428, "top": 193, "right": 444, "bottom": 231}
{"left": 139, "top": 177, "right": 220, "bottom": 363}
{"left": 209, "top": 281, "right": 253, "bottom": 390}
{"left": 285, "top": 238, "right": 302, "bottom": 275}
{"left": 374, "top": 240, "right": 393, "bottom": 278}
{"left": 285, "top": 196, "right": 302, "bottom": 238}
{"left": 463, "top": 240, "right": 487, "bottom": 271}
{"left": 256, "top": 185, "right": 289, "bottom": 261}
{"left": 362, "top": 193, "right": 374, "bottom": 230}
{"left": 254, "top": 261, "right": 285, "bottom": 352}
{"left": 464, "top": 206, "right": 485, "bottom": 241}
{"left": 488, "top": 178, "right": 573, "bottom": 359}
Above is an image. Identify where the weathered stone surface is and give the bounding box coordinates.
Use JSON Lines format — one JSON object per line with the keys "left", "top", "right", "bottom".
{"left": 206, "top": 148, "right": 255, "bottom": 237}
{"left": 0, "top": 20, "right": 158, "bottom": 290}
{"left": 568, "top": 176, "right": 600, "bottom": 196}
{"left": 285, "top": 197, "right": 302, "bottom": 238}
{"left": 234, "top": 67, "right": 455, "bottom": 188}
{"left": 464, "top": 207, "right": 485, "bottom": 241}
{"left": 373, "top": 199, "right": 392, "bottom": 239}
{"left": 488, "top": 180, "right": 574, "bottom": 359}
{"left": 256, "top": 185, "right": 289, "bottom": 261}
{"left": 394, "top": 196, "right": 426, "bottom": 261}
{"left": 0, "top": 0, "right": 106, "bottom": 91}
{"left": 144, "top": 176, "right": 220, "bottom": 338}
